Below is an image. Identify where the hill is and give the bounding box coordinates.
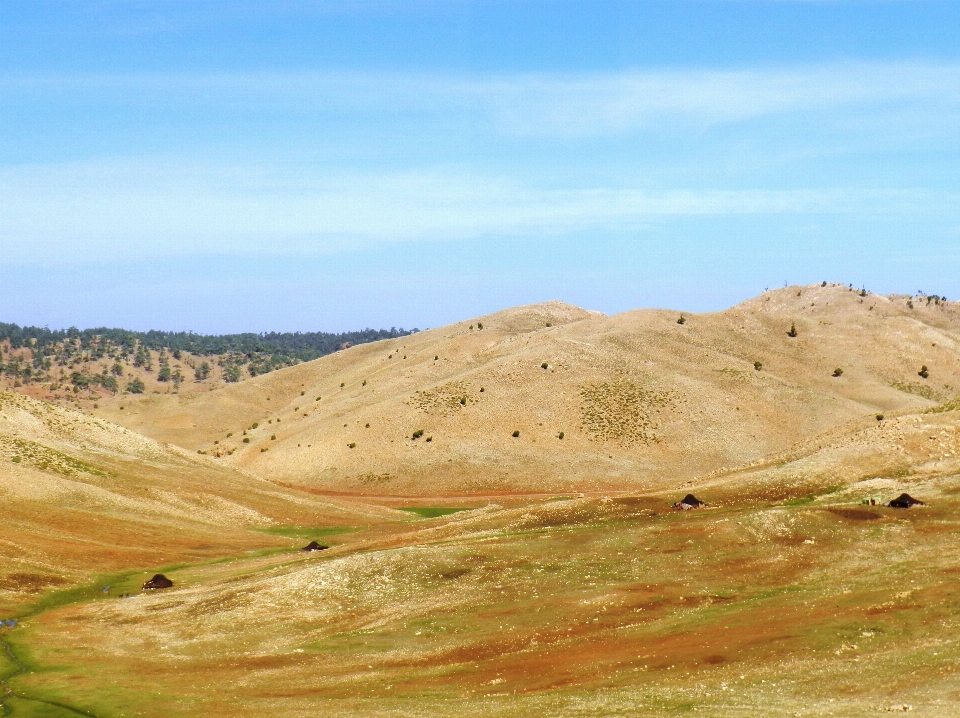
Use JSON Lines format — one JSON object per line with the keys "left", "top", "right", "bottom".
{"left": 90, "top": 285, "right": 960, "bottom": 497}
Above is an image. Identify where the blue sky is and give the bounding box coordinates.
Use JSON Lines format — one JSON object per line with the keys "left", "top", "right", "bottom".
{"left": 1, "top": 1, "right": 959, "bottom": 332}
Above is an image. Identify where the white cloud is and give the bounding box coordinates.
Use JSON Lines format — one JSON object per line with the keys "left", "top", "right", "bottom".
{"left": 5, "top": 61, "right": 960, "bottom": 139}
{"left": 1, "top": 158, "right": 953, "bottom": 263}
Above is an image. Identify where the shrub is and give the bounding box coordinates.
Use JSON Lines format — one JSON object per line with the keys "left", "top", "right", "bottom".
{"left": 362, "top": 380, "right": 367, "bottom": 386}
{"left": 157, "top": 366, "right": 171, "bottom": 382}
{"left": 365, "top": 423, "right": 370, "bottom": 428}
{"left": 821, "top": 281, "right": 827, "bottom": 287}
{"left": 754, "top": 361, "right": 762, "bottom": 371}
{"left": 541, "top": 362, "right": 548, "bottom": 369}
{"left": 243, "top": 437, "right": 250, "bottom": 443}
{"left": 558, "top": 431, "right": 564, "bottom": 440}
{"left": 434, "top": 355, "right": 439, "bottom": 361}
{"left": 546, "top": 322, "right": 552, "bottom": 327}
{"left": 126, "top": 378, "right": 145, "bottom": 394}
{"left": 919, "top": 365, "right": 929, "bottom": 379}
{"left": 227, "top": 432, "right": 232, "bottom": 437}
{"left": 677, "top": 315, "right": 686, "bottom": 325}
{"left": 876, "top": 414, "right": 884, "bottom": 421}
{"left": 425, "top": 436, "right": 432, "bottom": 442}
{"left": 251, "top": 422, "right": 259, "bottom": 429}
{"left": 787, "top": 323, "right": 798, "bottom": 337}
{"left": 412, "top": 429, "right": 424, "bottom": 440}
{"left": 271, "top": 434, "right": 276, "bottom": 440}
{"left": 300, "top": 390, "right": 305, "bottom": 396}
{"left": 260, "top": 447, "right": 268, "bottom": 452}
{"left": 348, "top": 443, "right": 356, "bottom": 449}
{"left": 860, "top": 288, "right": 867, "bottom": 297}
{"left": 512, "top": 430, "right": 520, "bottom": 438}
{"left": 832, "top": 368, "right": 843, "bottom": 377}
{"left": 316, "top": 396, "right": 321, "bottom": 401}
{"left": 11, "top": 456, "right": 21, "bottom": 463}
{"left": 479, "top": 387, "right": 484, "bottom": 392}
{"left": 340, "top": 382, "right": 345, "bottom": 388}
{"left": 460, "top": 397, "right": 466, "bottom": 405}
{"left": 477, "top": 322, "right": 483, "bottom": 330}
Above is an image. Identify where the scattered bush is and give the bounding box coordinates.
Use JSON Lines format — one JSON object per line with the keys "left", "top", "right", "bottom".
{"left": 480, "top": 387, "right": 484, "bottom": 392}
{"left": 126, "top": 378, "right": 145, "bottom": 394}
{"left": 677, "top": 315, "right": 686, "bottom": 325}
{"left": 512, "top": 430, "right": 520, "bottom": 438}
{"left": 227, "top": 432, "right": 232, "bottom": 437}
{"left": 546, "top": 322, "right": 552, "bottom": 327}
{"left": 425, "top": 436, "right": 432, "bottom": 442}
{"left": 260, "top": 447, "right": 268, "bottom": 452}
{"left": 876, "top": 414, "right": 884, "bottom": 421}
{"left": 541, "top": 362, "right": 548, "bottom": 369}
{"left": 251, "top": 422, "right": 259, "bottom": 429}
{"left": 348, "top": 443, "right": 356, "bottom": 449}
{"left": 477, "top": 322, "right": 483, "bottom": 330}
{"left": 300, "top": 390, "right": 305, "bottom": 396}
{"left": 271, "top": 434, "right": 276, "bottom": 440}
{"left": 787, "top": 323, "right": 798, "bottom": 338}
{"left": 412, "top": 429, "right": 424, "bottom": 440}
{"left": 821, "top": 281, "right": 827, "bottom": 287}
{"left": 832, "top": 368, "right": 843, "bottom": 377}
{"left": 860, "top": 288, "right": 867, "bottom": 297}
{"left": 243, "top": 437, "right": 250, "bottom": 443}
{"left": 316, "top": 396, "right": 321, "bottom": 401}
{"left": 558, "top": 431, "right": 564, "bottom": 440}
{"left": 754, "top": 361, "right": 762, "bottom": 371}
{"left": 434, "top": 355, "right": 439, "bottom": 361}
{"left": 365, "top": 423, "right": 370, "bottom": 428}
{"left": 919, "top": 365, "right": 929, "bottom": 379}
{"left": 340, "top": 382, "right": 345, "bottom": 388}
{"left": 460, "top": 397, "right": 466, "bottom": 405}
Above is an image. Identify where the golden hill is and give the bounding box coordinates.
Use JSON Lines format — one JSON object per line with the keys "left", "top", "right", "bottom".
{"left": 0, "top": 390, "right": 394, "bottom": 613}
{"left": 92, "top": 285, "right": 960, "bottom": 496}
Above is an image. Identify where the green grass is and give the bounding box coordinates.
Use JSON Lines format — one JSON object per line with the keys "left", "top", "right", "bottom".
{"left": 399, "top": 507, "right": 472, "bottom": 519}
{"left": 254, "top": 525, "right": 355, "bottom": 540}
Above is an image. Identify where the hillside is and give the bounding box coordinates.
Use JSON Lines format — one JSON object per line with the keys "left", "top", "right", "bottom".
{"left": 90, "top": 285, "right": 960, "bottom": 496}
{"left": 3, "top": 285, "right": 960, "bottom": 717}
{"left": 0, "top": 389, "right": 395, "bottom": 614}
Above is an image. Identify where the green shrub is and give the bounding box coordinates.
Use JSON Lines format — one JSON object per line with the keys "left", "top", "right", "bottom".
{"left": 365, "top": 423, "right": 370, "bottom": 428}
{"left": 251, "top": 422, "right": 259, "bottom": 429}
{"left": 11, "top": 456, "right": 21, "bottom": 463}
{"left": 460, "top": 397, "right": 466, "bottom": 405}
{"left": 300, "top": 390, "right": 305, "bottom": 396}
{"left": 227, "top": 432, "right": 233, "bottom": 437}
{"left": 876, "top": 414, "right": 884, "bottom": 421}
{"left": 754, "top": 361, "right": 762, "bottom": 371}
{"left": 425, "top": 436, "right": 432, "bottom": 442}
{"left": 340, "top": 382, "right": 345, "bottom": 387}
{"left": 558, "top": 432, "right": 564, "bottom": 440}
{"left": 271, "top": 434, "right": 276, "bottom": 440}
{"left": 832, "top": 368, "right": 843, "bottom": 377}
{"left": 546, "top": 322, "right": 552, "bottom": 327}
{"left": 787, "top": 323, "right": 798, "bottom": 337}
{"left": 316, "top": 396, "right": 321, "bottom": 401}
{"left": 541, "top": 362, "right": 548, "bottom": 369}
{"left": 677, "top": 315, "right": 686, "bottom": 325}
{"left": 412, "top": 429, "right": 424, "bottom": 440}
{"left": 348, "top": 443, "right": 356, "bottom": 449}
{"left": 260, "top": 447, "right": 268, "bottom": 452}
{"left": 477, "top": 322, "right": 483, "bottom": 330}
{"left": 919, "top": 365, "right": 929, "bottom": 379}
{"left": 512, "top": 430, "right": 520, "bottom": 438}
{"left": 243, "top": 438, "right": 250, "bottom": 443}
{"left": 126, "top": 378, "right": 145, "bottom": 394}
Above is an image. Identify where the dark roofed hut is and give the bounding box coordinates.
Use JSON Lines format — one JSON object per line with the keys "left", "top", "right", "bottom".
{"left": 142, "top": 574, "right": 173, "bottom": 590}
{"left": 672, "top": 494, "right": 706, "bottom": 510}
{"left": 889, "top": 493, "right": 925, "bottom": 509}
{"left": 301, "top": 541, "right": 329, "bottom": 552}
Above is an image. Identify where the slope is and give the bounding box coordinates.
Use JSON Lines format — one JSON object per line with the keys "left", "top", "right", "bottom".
{"left": 91, "top": 286, "right": 960, "bottom": 496}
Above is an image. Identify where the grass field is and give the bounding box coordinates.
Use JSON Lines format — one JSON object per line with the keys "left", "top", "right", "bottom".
{"left": 3, "top": 477, "right": 960, "bottom": 717}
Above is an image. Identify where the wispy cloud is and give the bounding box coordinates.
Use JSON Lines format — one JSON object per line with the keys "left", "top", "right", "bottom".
{"left": 1, "top": 158, "right": 954, "bottom": 263}
{"left": 5, "top": 61, "right": 960, "bottom": 139}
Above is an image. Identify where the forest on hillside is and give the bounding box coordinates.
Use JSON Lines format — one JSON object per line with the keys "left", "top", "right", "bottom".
{"left": 0, "top": 322, "right": 417, "bottom": 392}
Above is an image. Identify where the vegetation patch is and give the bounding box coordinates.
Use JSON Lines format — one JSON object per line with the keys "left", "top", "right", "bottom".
{"left": 579, "top": 380, "right": 672, "bottom": 445}
{"left": 0, "top": 437, "right": 107, "bottom": 478}
{"left": 400, "top": 507, "right": 471, "bottom": 519}
{"left": 254, "top": 526, "right": 354, "bottom": 540}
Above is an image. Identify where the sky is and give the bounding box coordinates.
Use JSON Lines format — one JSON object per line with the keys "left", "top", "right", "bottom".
{"left": 1, "top": 1, "right": 959, "bottom": 333}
